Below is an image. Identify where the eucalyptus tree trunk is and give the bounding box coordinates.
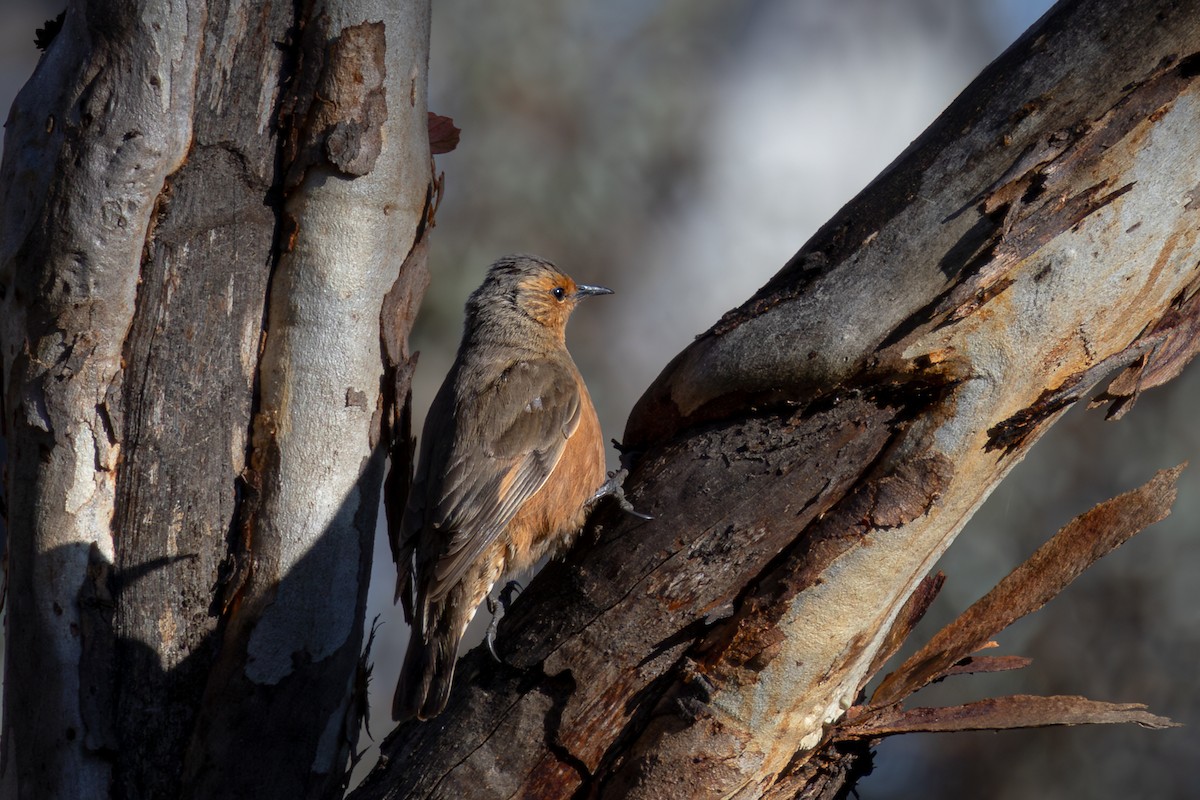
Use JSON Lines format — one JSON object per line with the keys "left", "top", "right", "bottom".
{"left": 355, "top": 0, "right": 1200, "bottom": 797}
{"left": 0, "top": 2, "right": 431, "bottom": 798}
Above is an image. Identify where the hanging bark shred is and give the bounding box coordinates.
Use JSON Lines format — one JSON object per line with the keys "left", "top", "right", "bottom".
{"left": 935, "top": 654, "right": 1033, "bottom": 679}
{"left": 380, "top": 221, "right": 432, "bottom": 602}
{"left": 1092, "top": 280, "right": 1200, "bottom": 419}
{"left": 864, "top": 572, "right": 945, "bottom": 681}
{"left": 840, "top": 695, "right": 1178, "bottom": 739}
{"left": 870, "top": 465, "right": 1183, "bottom": 708}
{"left": 428, "top": 113, "right": 461, "bottom": 154}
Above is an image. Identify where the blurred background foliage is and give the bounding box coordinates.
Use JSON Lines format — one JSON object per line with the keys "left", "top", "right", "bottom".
{"left": 4, "top": 1, "right": 1197, "bottom": 797}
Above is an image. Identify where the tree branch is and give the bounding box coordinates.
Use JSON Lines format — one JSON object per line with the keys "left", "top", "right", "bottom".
{"left": 358, "top": 0, "right": 1200, "bottom": 796}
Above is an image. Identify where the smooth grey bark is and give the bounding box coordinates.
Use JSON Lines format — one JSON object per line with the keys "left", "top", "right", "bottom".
{"left": 0, "top": 2, "right": 431, "bottom": 798}
{"left": 356, "top": 0, "right": 1200, "bottom": 797}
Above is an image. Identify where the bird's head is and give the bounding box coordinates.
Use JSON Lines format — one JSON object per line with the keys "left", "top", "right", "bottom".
{"left": 468, "top": 254, "right": 612, "bottom": 339}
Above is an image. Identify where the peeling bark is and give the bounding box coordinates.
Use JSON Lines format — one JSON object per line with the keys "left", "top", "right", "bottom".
{"left": 181, "top": 3, "right": 431, "bottom": 798}
{"left": 357, "top": 0, "right": 1200, "bottom": 797}
{"left": 839, "top": 695, "right": 1179, "bottom": 738}
{"left": 0, "top": 4, "right": 204, "bottom": 795}
{"left": 871, "top": 465, "right": 1182, "bottom": 709}
{"left": 1, "top": 1, "right": 431, "bottom": 798}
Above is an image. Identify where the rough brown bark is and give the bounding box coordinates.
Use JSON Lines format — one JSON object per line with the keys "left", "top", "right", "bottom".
{"left": 0, "top": 2, "right": 431, "bottom": 798}
{"left": 107, "top": 5, "right": 291, "bottom": 795}
{"left": 356, "top": 0, "right": 1200, "bottom": 797}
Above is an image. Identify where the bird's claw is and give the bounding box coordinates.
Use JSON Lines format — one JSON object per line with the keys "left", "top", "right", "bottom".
{"left": 484, "top": 580, "right": 524, "bottom": 664}
{"left": 498, "top": 579, "right": 523, "bottom": 608}
{"left": 591, "top": 468, "right": 652, "bottom": 520}
{"left": 485, "top": 597, "right": 501, "bottom": 662}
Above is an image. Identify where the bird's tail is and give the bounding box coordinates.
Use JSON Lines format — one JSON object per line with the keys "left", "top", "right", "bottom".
{"left": 392, "top": 604, "right": 461, "bottom": 721}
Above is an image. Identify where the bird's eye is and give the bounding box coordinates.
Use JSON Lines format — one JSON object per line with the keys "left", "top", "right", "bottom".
{"left": 551, "top": 286, "right": 566, "bottom": 301}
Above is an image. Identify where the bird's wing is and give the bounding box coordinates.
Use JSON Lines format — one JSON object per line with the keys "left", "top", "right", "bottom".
{"left": 394, "top": 375, "right": 458, "bottom": 620}
{"left": 423, "top": 357, "right": 582, "bottom": 603}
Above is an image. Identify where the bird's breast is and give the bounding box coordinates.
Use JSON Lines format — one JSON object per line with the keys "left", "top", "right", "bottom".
{"left": 502, "top": 383, "right": 606, "bottom": 573}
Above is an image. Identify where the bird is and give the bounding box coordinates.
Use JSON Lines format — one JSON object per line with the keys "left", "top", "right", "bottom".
{"left": 392, "top": 254, "right": 614, "bottom": 722}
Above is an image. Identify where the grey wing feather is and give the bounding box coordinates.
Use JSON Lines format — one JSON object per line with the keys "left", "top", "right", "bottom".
{"left": 395, "top": 375, "right": 459, "bottom": 621}
{"left": 422, "top": 359, "right": 581, "bottom": 603}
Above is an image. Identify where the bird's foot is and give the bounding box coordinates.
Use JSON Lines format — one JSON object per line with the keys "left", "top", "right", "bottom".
{"left": 485, "top": 580, "right": 524, "bottom": 663}
{"left": 590, "top": 468, "right": 652, "bottom": 520}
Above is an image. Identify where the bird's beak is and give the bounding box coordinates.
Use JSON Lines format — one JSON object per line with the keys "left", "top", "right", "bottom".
{"left": 574, "top": 284, "right": 614, "bottom": 298}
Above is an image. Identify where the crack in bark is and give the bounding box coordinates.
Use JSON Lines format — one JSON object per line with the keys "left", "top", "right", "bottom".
{"left": 426, "top": 687, "right": 542, "bottom": 799}
{"left": 539, "top": 671, "right": 593, "bottom": 790}
{"left": 986, "top": 335, "right": 1160, "bottom": 453}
